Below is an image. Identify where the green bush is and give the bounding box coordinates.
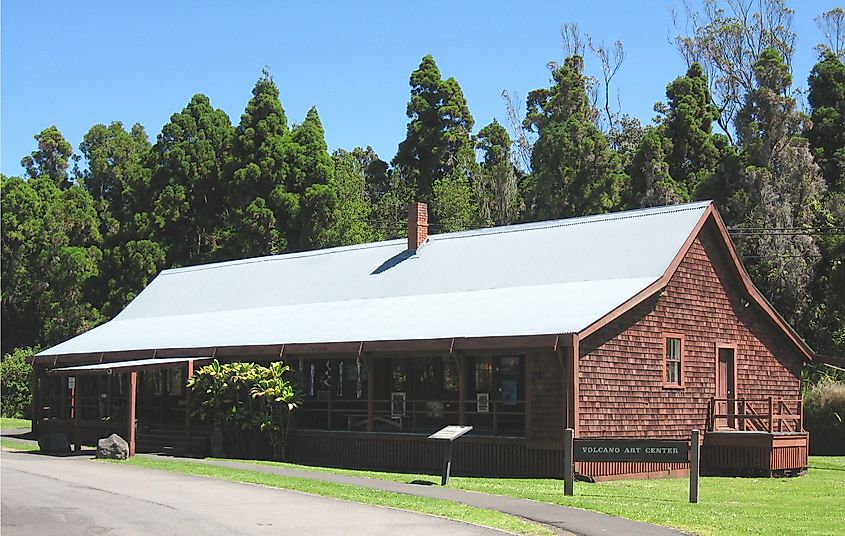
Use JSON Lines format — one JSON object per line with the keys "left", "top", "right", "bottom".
{"left": 804, "top": 377, "right": 845, "bottom": 455}
{"left": 1, "top": 347, "right": 35, "bottom": 418}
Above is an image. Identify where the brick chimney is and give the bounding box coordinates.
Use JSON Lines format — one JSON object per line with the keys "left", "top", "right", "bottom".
{"left": 408, "top": 202, "right": 428, "bottom": 251}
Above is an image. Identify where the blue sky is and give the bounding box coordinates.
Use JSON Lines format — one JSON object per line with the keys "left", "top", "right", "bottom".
{"left": 0, "top": 1, "right": 836, "bottom": 177}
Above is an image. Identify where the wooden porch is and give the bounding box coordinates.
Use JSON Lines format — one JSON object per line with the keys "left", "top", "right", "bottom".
{"left": 702, "top": 397, "right": 808, "bottom": 476}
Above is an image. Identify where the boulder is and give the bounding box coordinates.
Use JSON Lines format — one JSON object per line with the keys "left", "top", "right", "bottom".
{"left": 38, "top": 432, "right": 70, "bottom": 453}
{"left": 96, "top": 433, "right": 129, "bottom": 460}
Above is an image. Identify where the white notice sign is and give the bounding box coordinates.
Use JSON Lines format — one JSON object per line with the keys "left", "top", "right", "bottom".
{"left": 428, "top": 425, "right": 473, "bottom": 441}
{"left": 67, "top": 377, "right": 76, "bottom": 389}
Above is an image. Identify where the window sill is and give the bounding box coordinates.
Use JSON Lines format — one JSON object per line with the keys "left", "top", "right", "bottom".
{"left": 662, "top": 384, "right": 685, "bottom": 390}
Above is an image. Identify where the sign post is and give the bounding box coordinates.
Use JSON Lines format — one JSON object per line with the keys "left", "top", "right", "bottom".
{"left": 428, "top": 425, "right": 473, "bottom": 485}
{"left": 689, "top": 429, "right": 700, "bottom": 503}
{"left": 563, "top": 428, "right": 574, "bottom": 496}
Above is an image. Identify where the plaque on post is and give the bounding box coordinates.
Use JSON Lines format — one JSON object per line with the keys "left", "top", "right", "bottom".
{"left": 428, "top": 425, "right": 473, "bottom": 485}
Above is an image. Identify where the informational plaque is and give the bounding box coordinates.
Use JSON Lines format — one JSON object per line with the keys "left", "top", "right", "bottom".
{"left": 428, "top": 425, "right": 473, "bottom": 441}
{"left": 428, "top": 425, "right": 473, "bottom": 486}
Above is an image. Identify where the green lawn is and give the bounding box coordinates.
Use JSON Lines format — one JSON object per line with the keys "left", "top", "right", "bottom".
{"left": 0, "top": 438, "right": 39, "bottom": 451}
{"left": 234, "top": 456, "right": 844, "bottom": 536}
{"left": 119, "top": 456, "right": 553, "bottom": 536}
{"left": 0, "top": 417, "right": 31, "bottom": 430}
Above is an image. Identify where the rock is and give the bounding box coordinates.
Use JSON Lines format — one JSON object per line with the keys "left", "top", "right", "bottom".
{"left": 96, "top": 433, "right": 129, "bottom": 460}
{"left": 38, "top": 432, "right": 70, "bottom": 453}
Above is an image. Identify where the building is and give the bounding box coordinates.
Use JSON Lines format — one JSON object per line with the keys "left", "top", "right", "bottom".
{"left": 32, "top": 201, "right": 812, "bottom": 479}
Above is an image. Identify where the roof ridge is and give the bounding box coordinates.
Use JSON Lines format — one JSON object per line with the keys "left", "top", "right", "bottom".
{"left": 432, "top": 201, "right": 712, "bottom": 242}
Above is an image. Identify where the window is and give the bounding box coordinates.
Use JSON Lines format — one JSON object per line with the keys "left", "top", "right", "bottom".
{"left": 664, "top": 334, "right": 684, "bottom": 387}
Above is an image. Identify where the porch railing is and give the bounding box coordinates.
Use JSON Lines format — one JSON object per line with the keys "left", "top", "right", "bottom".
{"left": 706, "top": 397, "right": 803, "bottom": 433}
{"left": 295, "top": 398, "right": 525, "bottom": 436}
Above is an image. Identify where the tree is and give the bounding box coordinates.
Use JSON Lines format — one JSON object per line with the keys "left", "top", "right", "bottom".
{"left": 324, "top": 148, "right": 376, "bottom": 246}
{"left": 524, "top": 55, "right": 627, "bottom": 219}
{"left": 475, "top": 120, "right": 522, "bottom": 225}
{"left": 21, "top": 126, "right": 74, "bottom": 188}
{"left": 627, "top": 63, "right": 726, "bottom": 207}
{"left": 223, "top": 69, "right": 293, "bottom": 257}
{"left": 731, "top": 49, "right": 827, "bottom": 325}
{"left": 1, "top": 175, "right": 102, "bottom": 353}
{"left": 393, "top": 55, "right": 475, "bottom": 204}
{"left": 815, "top": 7, "right": 845, "bottom": 60}
{"left": 287, "top": 107, "right": 336, "bottom": 251}
{"left": 807, "top": 52, "right": 845, "bottom": 194}
{"left": 673, "top": 0, "right": 796, "bottom": 142}
{"left": 0, "top": 347, "right": 36, "bottom": 418}
{"left": 149, "top": 94, "right": 233, "bottom": 266}
{"left": 431, "top": 167, "right": 481, "bottom": 233}
{"left": 78, "top": 122, "right": 164, "bottom": 318}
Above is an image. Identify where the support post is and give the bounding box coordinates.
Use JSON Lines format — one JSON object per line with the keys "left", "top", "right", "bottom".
{"left": 563, "top": 427, "right": 574, "bottom": 496}
{"left": 184, "top": 360, "right": 194, "bottom": 454}
{"left": 128, "top": 371, "right": 137, "bottom": 457}
{"left": 31, "top": 366, "right": 40, "bottom": 435}
{"left": 457, "top": 354, "right": 466, "bottom": 425}
{"left": 367, "top": 357, "right": 375, "bottom": 432}
{"left": 563, "top": 339, "right": 580, "bottom": 433}
{"left": 72, "top": 378, "right": 81, "bottom": 452}
{"left": 690, "top": 429, "right": 700, "bottom": 504}
{"left": 441, "top": 441, "right": 453, "bottom": 486}
{"left": 768, "top": 397, "right": 774, "bottom": 433}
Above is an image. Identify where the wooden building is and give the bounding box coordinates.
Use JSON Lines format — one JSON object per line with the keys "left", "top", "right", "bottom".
{"left": 32, "top": 201, "right": 812, "bottom": 479}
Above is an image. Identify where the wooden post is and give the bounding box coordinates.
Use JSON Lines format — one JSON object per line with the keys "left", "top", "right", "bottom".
{"left": 457, "top": 354, "right": 466, "bottom": 425}
{"left": 440, "top": 441, "right": 453, "bottom": 486}
{"left": 690, "top": 429, "right": 700, "bottom": 504}
{"left": 72, "top": 378, "right": 81, "bottom": 452}
{"left": 128, "top": 371, "right": 137, "bottom": 457}
{"left": 184, "top": 360, "right": 194, "bottom": 454}
{"left": 563, "top": 341, "right": 580, "bottom": 433}
{"left": 31, "top": 367, "right": 40, "bottom": 434}
{"left": 563, "top": 427, "right": 574, "bottom": 496}
{"left": 768, "top": 397, "right": 774, "bottom": 433}
{"left": 367, "top": 357, "right": 374, "bottom": 432}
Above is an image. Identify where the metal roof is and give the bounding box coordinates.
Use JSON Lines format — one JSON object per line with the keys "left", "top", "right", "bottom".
{"left": 37, "top": 201, "right": 712, "bottom": 357}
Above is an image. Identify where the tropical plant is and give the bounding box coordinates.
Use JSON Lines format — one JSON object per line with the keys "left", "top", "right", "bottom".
{"left": 0, "top": 347, "right": 35, "bottom": 418}
{"left": 187, "top": 360, "right": 300, "bottom": 460}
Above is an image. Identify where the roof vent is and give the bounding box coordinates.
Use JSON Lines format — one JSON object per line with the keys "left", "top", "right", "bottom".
{"left": 408, "top": 202, "right": 428, "bottom": 251}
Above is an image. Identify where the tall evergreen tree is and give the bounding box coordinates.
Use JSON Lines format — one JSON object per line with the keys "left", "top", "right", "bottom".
{"left": 224, "top": 69, "right": 294, "bottom": 257}
{"left": 732, "top": 48, "right": 827, "bottom": 326}
{"left": 476, "top": 119, "right": 521, "bottom": 225}
{"left": 149, "top": 94, "right": 233, "bottom": 267}
{"left": 525, "top": 55, "right": 626, "bottom": 219}
{"left": 807, "top": 52, "right": 845, "bottom": 194}
{"left": 287, "top": 107, "right": 336, "bottom": 251}
{"left": 1, "top": 175, "right": 102, "bottom": 353}
{"left": 21, "top": 126, "right": 74, "bottom": 189}
{"left": 393, "top": 55, "right": 475, "bottom": 204}
{"left": 78, "top": 121, "right": 165, "bottom": 318}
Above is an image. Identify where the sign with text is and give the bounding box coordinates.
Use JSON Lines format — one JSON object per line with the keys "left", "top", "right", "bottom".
{"left": 428, "top": 425, "right": 473, "bottom": 441}
{"left": 573, "top": 439, "right": 689, "bottom": 463}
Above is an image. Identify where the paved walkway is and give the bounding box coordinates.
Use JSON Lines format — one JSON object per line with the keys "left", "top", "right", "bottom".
{"left": 2, "top": 430, "right": 687, "bottom": 536}
{"left": 154, "top": 455, "right": 686, "bottom": 536}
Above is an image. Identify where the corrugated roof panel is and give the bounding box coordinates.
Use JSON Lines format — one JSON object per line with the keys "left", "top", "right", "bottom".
{"left": 38, "top": 201, "right": 710, "bottom": 356}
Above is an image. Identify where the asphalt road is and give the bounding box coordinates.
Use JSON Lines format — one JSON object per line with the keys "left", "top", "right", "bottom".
{"left": 0, "top": 449, "right": 505, "bottom": 535}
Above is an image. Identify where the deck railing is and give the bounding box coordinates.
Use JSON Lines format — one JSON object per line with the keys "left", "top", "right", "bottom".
{"left": 706, "top": 397, "right": 803, "bottom": 433}
{"left": 295, "top": 398, "right": 526, "bottom": 436}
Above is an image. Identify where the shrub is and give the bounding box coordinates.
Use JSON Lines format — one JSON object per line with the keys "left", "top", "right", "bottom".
{"left": 803, "top": 377, "right": 845, "bottom": 455}
{"left": 1, "top": 347, "right": 36, "bottom": 418}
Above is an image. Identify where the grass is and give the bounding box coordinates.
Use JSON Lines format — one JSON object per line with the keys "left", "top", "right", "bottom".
{"left": 0, "top": 438, "right": 39, "bottom": 451}
{"left": 0, "top": 417, "right": 31, "bottom": 430}
{"left": 230, "top": 456, "right": 845, "bottom": 536}
{"left": 118, "top": 456, "right": 553, "bottom": 536}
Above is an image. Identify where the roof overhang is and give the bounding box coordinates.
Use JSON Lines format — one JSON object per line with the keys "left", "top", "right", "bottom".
{"left": 47, "top": 357, "right": 208, "bottom": 376}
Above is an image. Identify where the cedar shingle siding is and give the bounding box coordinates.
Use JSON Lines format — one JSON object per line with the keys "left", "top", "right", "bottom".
{"left": 579, "top": 222, "right": 803, "bottom": 439}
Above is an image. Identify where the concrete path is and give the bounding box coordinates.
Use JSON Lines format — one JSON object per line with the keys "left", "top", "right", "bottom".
{"left": 1, "top": 430, "right": 687, "bottom": 536}
{"left": 159, "top": 456, "right": 687, "bottom": 536}
{"left": 0, "top": 449, "right": 503, "bottom": 536}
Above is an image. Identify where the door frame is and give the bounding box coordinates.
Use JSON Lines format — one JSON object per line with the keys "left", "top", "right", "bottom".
{"left": 714, "top": 343, "right": 738, "bottom": 429}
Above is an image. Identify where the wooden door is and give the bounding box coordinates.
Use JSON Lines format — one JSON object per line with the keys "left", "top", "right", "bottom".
{"left": 717, "top": 347, "right": 736, "bottom": 429}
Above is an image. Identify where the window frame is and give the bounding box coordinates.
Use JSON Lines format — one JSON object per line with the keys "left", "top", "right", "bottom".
{"left": 662, "top": 332, "right": 686, "bottom": 389}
